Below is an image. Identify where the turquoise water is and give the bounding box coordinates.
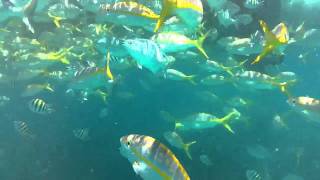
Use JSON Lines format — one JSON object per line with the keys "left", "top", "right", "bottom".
{"left": 0, "top": 0, "right": 319, "bottom": 179}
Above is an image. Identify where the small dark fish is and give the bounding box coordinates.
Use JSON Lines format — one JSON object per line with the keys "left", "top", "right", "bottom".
{"left": 14, "top": 121, "right": 35, "bottom": 139}
{"left": 28, "top": 98, "right": 53, "bottom": 114}
{"left": 73, "top": 128, "right": 90, "bottom": 141}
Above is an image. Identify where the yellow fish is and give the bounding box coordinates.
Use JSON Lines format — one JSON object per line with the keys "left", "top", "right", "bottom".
{"left": 251, "top": 20, "right": 289, "bottom": 65}
{"left": 34, "top": 47, "right": 73, "bottom": 64}
{"left": 120, "top": 134, "right": 190, "bottom": 180}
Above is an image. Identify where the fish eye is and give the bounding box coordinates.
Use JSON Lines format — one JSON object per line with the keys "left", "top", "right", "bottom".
{"left": 127, "top": 141, "right": 131, "bottom": 146}
{"left": 292, "top": 99, "right": 296, "bottom": 104}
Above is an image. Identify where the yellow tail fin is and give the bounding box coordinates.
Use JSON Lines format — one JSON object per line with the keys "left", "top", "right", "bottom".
{"left": 214, "top": 109, "right": 241, "bottom": 134}
{"left": 185, "top": 75, "right": 197, "bottom": 85}
{"left": 106, "top": 51, "right": 114, "bottom": 81}
{"left": 192, "top": 32, "right": 209, "bottom": 59}
{"left": 252, "top": 20, "right": 289, "bottom": 65}
{"left": 45, "top": 83, "right": 54, "bottom": 92}
{"left": 183, "top": 141, "right": 197, "bottom": 160}
{"left": 154, "top": 2, "right": 171, "bottom": 32}
{"left": 48, "top": 12, "right": 64, "bottom": 28}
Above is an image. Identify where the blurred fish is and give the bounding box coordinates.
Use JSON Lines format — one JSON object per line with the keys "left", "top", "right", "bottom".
{"left": 164, "top": 69, "right": 196, "bottom": 84}
{"left": 218, "top": 36, "right": 263, "bottom": 56}
{"left": 152, "top": 32, "right": 209, "bottom": 59}
{"left": 287, "top": 96, "right": 320, "bottom": 122}
{"left": 28, "top": 98, "right": 54, "bottom": 114}
{"left": 247, "top": 144, "right": 271, "bottom": 160}
{"left": 272, "top": 114, "right": 288, "bottom": 130}
{"left": 282, "top": 173, "right": 304, "bottom": 180}
{"left": 123, "top": 38, "right": 175, "bottom": 74}
{"left": 251, "top": 20, "right": 289, "bottom": 64}
{"left": 97, "top": 1, "right": 159, "bottom": 30}
{"left": 163, "top": 131, "right": 196, "bottom": 159}
{"left": 21, "top": 83, "right": 54, "bottom": 97}
{"left": 0, "top": 0, "right": 37, "bottom": 33}
{"left": 207, "top": 0, "right": 227, "bottom": 11}
{"left": 235, "top": 71, "right": 296, "bottom": 95}
{"left": 200, "top": 74, "right": 228, "bottom": 86}
{"left": 15, "top": 69, "right": 47, "bottom": 81}
{"left": 73, "top": 128, "right": 90, "bottom": 141}
{"left": 0, "top": 95, "right": 10, "bottom": 106}
{"left": 33, "top": 47, "right": 73, "bottom": 65}
{"left": 14, "top": 120, "right": 35, "bottom": 139}
{"left": 48, "top": 2, "right": 82, "bottom": 28}
{"left": 120, "top": 134, "right": 190, "bottom": 180}
{"left": 175, "top": 109, "right": 241, "bottom": 133}
{"left": 246, "top": 169, "right": 262, "bottom": 180}
{"left": 154, "top": 0, "right": 204, "bottom": 32}
{"left": 244, "top": 0, "right": 264, "bottom": 9}
{"left": 199, "top": 154, "right": 213, "bottom": 166}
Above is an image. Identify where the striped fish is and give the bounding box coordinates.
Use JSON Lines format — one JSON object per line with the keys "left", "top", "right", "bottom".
{"left": 73, "top": 128, "right": 90, "bottom": 141}
{"left": 246, "top": 169, "right": 262, "bottom": 180}
{"left": 120, "top": 134, "right": 190, "bottom": 180}
{"left": 28, "top": 98, "right": 53, "bottom": 114}
{"left": 14, "top": 121, "right": 35, "bottom": 139}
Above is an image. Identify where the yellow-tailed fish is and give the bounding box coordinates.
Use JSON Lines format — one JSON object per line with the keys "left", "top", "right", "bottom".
{"left": 21, "top": 83, "right": 54, "bottom": 97}
{"left": 154, "top": 0, "right": 203, "bottom": 32}
{"left": 164, "top": 68, "right": 196, "bottom": 85}
{"left": 251, "top": 20, "right": 289, "bottom": 64}
{"left": 175, "top": 109, "right": 241, "bottom": 133}
{"left": 120, "top": 134, "right": 190, "bottom": 180}
{"left": 47, "top": 12, "right": 65, "bottom": 28}
{"left": 163, "top": 131, "right": 196, "bottom": 160}
{"left": 153, "top": 31, "right": 209, "bottom": 58}
{"left": 287, "top": 96, "right": 320, "bottom": 123}
{"left": 33, "top": 47, "right": 73, "bottom": 64}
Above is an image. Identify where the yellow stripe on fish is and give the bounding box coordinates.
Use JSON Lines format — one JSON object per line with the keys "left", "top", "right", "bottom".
{"left": 120, "top": 134, "right": 190, "bottom": 180}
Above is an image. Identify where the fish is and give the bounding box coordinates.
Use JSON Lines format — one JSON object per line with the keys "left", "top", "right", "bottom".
{"left": 207, "top": 0, "right": 227, "bottom": 11}
{"left": 246, "top": 144, "right": 271, "bottom": 160}
{"left": 218, "top": 36, "right": 263, "bottom": 56}
{"left": 47, "top": 3, "right": 83, "bottom": 28}
{"left": 14, "top": 120, "right": 35, "bottom": 139}
{"left": 244, "top": 0, "right": 264, "bottom": 9}
{"left": 96, "top": 1, "right": 159, "bottom": 30}
{"left": 120, "top": 134, "right": 190, "bottom": 180}
{"left": 122, "top": 38, "right": 175, "bottom": 74}
{"left": 33, "top": 47, "right": 74, "bottom": 65}
{"left": 21, "top": 83, "right": 54, "bottom": 97}
{"left": 251, "top": 20, "right": 289, "bottom": 64}
{"left": 163, "top": 131, "right": 196, "bottom": 159}
{"left": 246, "top": 169, "right": 262, "bottom": 180}
{"left": 152, "top": 32, "right": 209, "bottom": 59}
{"left": 164, "top": 69, "right": 196, "bottom": 84}
{"left": 154, "top": 0, "right": 204, "bottom": 32}
{"left": 28, "top": 98, "right": 54, "bottom": 114}
{"left": 287, "top": 96, "right": 320, "bottom": 122}
{"left": 200, "top": 74, "right": 229, "bottom": 86}
{"left": 175, "top": 109, "right": 241, "bottom": 133}
{"left": 199, "top": 154, "right": 213, "bottom": 166}
{"left": 235, "top": 71, "right": 296, "bottom": 95}
{"left": 73, "top": 128, "right": 90, "bottom": 141}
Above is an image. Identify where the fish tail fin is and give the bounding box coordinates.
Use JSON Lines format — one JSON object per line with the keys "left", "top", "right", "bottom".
{"left": 45, "top": 83, "right": 54, "bottom": 92}
{"left": 277, "top": 81, "right": 296, "bottom": 98}
{"left": 48, "top": 12, "right": 64, "bottom": 28}
{"left": 58, "top": 47, "right": 73, "bottom": 64}
{"left": 215, "top": 109, "right": 241, "bottom": 134}
{"left": 193, "top": 32, "right": 209, "bottom": 59}
{"left": 183, "top": 141, "right": 197, "bottom": 160}
{"left": 105, "top": 51, "right": 114, "bottom": 81}
{"left": 251, "top": 20, "right": 277, "bottom": 65}
{"left": 154, "top": 3, "right": 171, "bottom": 32}
{"left": 185, "top": 75, "right": 197, "bottom": 85}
